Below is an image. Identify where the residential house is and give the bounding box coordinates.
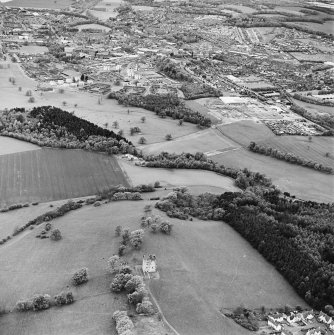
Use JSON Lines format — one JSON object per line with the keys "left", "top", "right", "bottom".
{"left": 270, "top": 313, "right": 285, "bottom": 322}
{"left": 302, "top": 311, "right": 314, "bottom": 322}
{"left": 142, "top": 254, "right": 157, "bottom": 274}
{"left": 268, "top": 317, "right": 282, "bottom": 332}
{"left": 319, "top": 311, "right": 332, "bottom": 324}
{"left": 329, "top": 321, "right": 334, "bottom": 332}
{"left": 306, "top": 328, "right": 322, "bottom": 335}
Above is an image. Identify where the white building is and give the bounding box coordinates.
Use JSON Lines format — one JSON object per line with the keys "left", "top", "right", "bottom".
{"left": 142, "top": 254, "right": 157, "bottom": 274}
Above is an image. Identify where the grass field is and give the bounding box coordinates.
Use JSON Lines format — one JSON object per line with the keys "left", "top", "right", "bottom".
{"left": 294, "top": 21, "right": 334, "bottom": 34}
{"left": 119, "top": 160, "right": 240, "bottom": 193}
{"left": 291, "top": 97, "right": 334, "bottom": 116}
{"left": 0, "top": 197, "right": 307, "bottom": 335}
{"left": 0, "top": 136, "right": 40, "bottom": 156}
{"left": 217, "top": 120, "right": 275, "bottom": 147}
{"left": 184, "top": 99, "right": 220, "bottom": 124}
{"left": 213, "top": 148, "right": 334, "bottom": 203}
{"left": 257, "top": 136, "right": 334, "bottom": 167}
{"left": 4, "top": 0, "right": 73, "bottom": 8}
{"left": 0, "top": 148, "right": 129, "bottom": 206}
{"left": 141, "top": 128, "right": 238, "bottom": 155}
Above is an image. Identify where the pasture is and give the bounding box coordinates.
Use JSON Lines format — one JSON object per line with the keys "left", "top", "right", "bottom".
{"left": 141, "top": 128, "right": 238, "bottom": 155}
{"left": 217, "top": 120, "right": 275, "bottom": 147}
{"left": 294, "top": 21, "right": 334, "bottom": 34}
{"left": 4, "top": 0, "right": 73, "bottom": 8}
{"left": 119, "top": 160, "right": 240, "bottom": 193}
{"left": 0, "top": 148, "right": 129, "bottom": 206}
{"left": 213, "top": 148, "right": 334, "bottom": 203}
{"left": 0, "top": 198, "right": 307, "bottom": 335}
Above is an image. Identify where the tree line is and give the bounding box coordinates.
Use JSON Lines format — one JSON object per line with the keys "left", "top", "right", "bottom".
{"left": 248, "top": 141, "right": 333, "bottom": 174}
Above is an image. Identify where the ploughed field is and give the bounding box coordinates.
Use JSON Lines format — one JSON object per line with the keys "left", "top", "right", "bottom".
{"left": 0, "top": 198, "right": 307, "bottom": 335}
{"left": 0, "top": 148, "right": 129, "bottom": 206}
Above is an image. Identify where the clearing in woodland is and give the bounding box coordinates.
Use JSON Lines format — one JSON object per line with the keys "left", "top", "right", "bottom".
{"left": 0, "top": 198, "right": 307, "bottom": 335}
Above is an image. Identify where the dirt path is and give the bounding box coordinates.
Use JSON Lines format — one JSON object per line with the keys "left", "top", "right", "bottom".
{"left": 145, "top": 280, "right": 181, "bottom": 335}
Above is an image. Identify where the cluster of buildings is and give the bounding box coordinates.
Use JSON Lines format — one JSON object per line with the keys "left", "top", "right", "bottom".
{"left": 267, "top": 310, "right": 334, "bottom": 335}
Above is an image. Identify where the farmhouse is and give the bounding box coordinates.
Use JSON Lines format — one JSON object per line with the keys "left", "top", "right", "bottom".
{"left": 142, "top": 254, "right": 157, "bottom": 274}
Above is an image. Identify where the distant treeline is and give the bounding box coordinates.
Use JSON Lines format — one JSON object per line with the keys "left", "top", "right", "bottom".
{"left": 108, "top": 91, "right": 212, "bottom": 127}
{"left": 289, "top": 103, "right": 334, "bottom": 133}
{"left": 293, "top": 93, "right": 334, "bottom": 108}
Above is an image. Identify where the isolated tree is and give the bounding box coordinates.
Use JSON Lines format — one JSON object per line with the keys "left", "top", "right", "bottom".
{"left": 121, "top": 229, "right": 130, "bottom": 245}
{"left": 150, "top": 223, "right": 159, "bottom": 233}
{"left": 178, "top": 119, "right": 183, "bottom": 126}
{"left": 129, "top": 229, "right": 144, "bottom": 249}
{"left": 50, "top": 228, "right": 62, "bottom": 241}
{"left": 62, "top": 101, "right": 67, "bottom": 106}
{"left": 154, "top": 181, "right": 160, "bottom": 188}
{"left": 104, "top": 122, "right": 109, "bottom": 128}
{"left": 28, "top": 97, "right": 35, "bottom": 103}
{"left": 118, "top": 129, "right": 124, "bottom": 137}
{"left": 72, "top": 268, "right": 88, "bottom": 286}
{"left": 138, "top": 137, "right": 146, "bottom": 145}
{"left": 108, "top": 255, "right": 121, "bottom": 274}
{"left": 18, "top": 86, "right": 22, "bottom": 92}
{"left": 118, "top": 244, "right": 126, "bottom": 256}
{"left": 112, "top": 121, "right": 119, "bottom": 129}
{"left": 136, "top": 299, "right": 155, "bottom": 315}
{"left": 115, "top": 225, "right": 122, "bottom": 236}
{"left": 25, "top": 90, "right": 32, "bottom": 96}
{"left": 59, "top": 88, "right": 65, "bottom": 94}
{"left": 159, "top": 221, "right": 173, "bottom": 234}
{"left": 141, "top": 116, "right": 146, "bottom": 123}
{"left": 308, "top": 135, "right": 312, "bottom": 142}
{"left": 165, "top": 134, "right": 172, "bottom": 141}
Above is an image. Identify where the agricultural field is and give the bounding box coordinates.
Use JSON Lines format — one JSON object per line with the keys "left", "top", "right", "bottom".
{"left": 0, "top": 198, "right": 307, "bottom": 335}
{"left": 212, "top": 148, "right": 334, "bottom": 203}
{"left": 87, "top": 0, "right": 123, "bottom": 21}
{"left": 119, "top": 160, "right": 240, "bottom": 193}
{"left": 76, "top": 23, "right": 111, "bottom": 32}
{"left": 4, "top": 0, "right": 73, "bottom": 8}
{"left": 0, "top": 136, "right": 40, "bottom": 156}
{"left": 294, "top": 21, "right": 334, "bottom": 34}
{"left": 0, "top": 148, "right": 129, "bottom": 206}
{"left": 184, "top": 99, "right": 220, "bottom": 124}
{"left": 257, "top": 135, "right": 334, "bottom": 167}
{"left": 141, "top": 128, "right": 238, "bottom": 156}
{"left": 217, "top": 120, "right": 275, "bottom": 147}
